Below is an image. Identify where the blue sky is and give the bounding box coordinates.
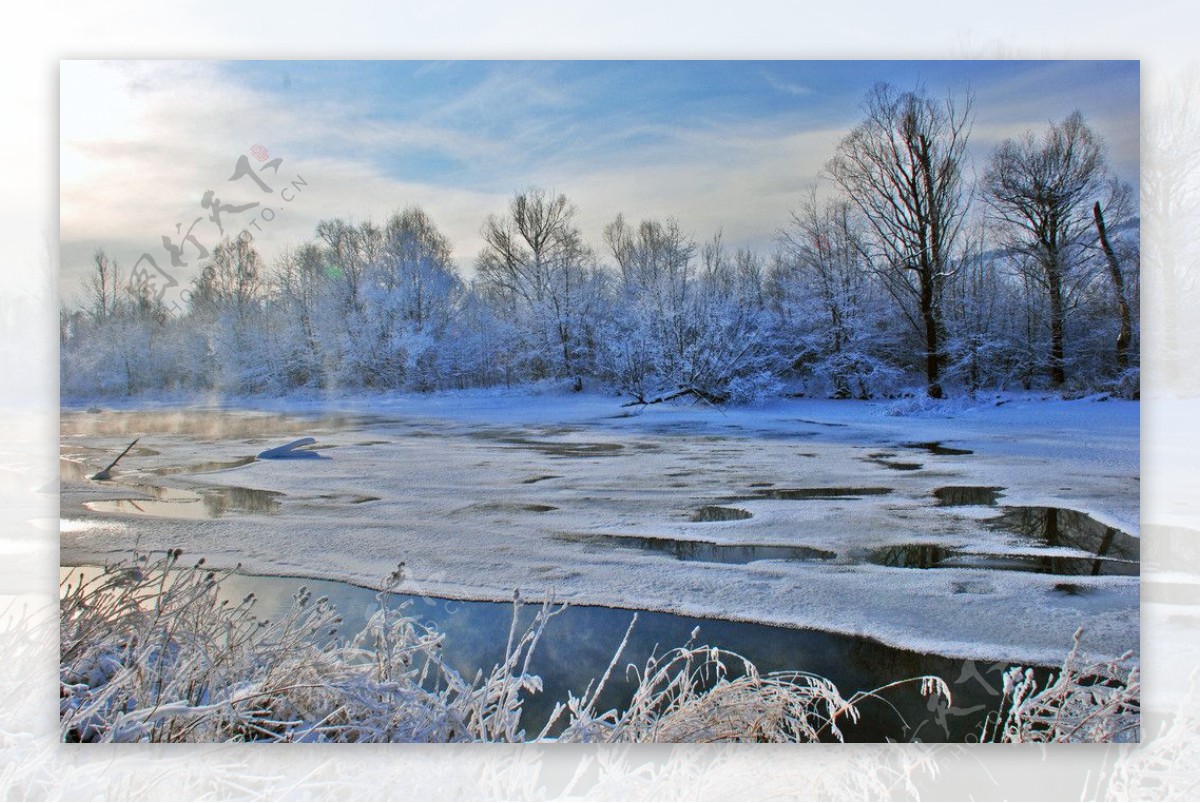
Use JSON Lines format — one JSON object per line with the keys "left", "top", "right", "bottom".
{"left": 60, "top": 60, "right": 1139, "bottom": 304}
{"left": 218, "top": 60, "right": 1138, "bottom": 188}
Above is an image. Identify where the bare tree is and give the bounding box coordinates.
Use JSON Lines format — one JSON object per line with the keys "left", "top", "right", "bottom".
{"left": 477, "top": 189, "right": 580, "bottom": 308}
{"left": 827, "top": 83, "right": 973, "bottom": 398}
{"left": 86, "top": 248, "right": 123, "bottom": 322}
{"left": 777, "top": 195, "right": 865, "bottom": 357}
{"left": 191, "top": 236, "right": 264, "bottom": 316}
{"left": 983, "top": 111, "right": 1115, "bottom": 388}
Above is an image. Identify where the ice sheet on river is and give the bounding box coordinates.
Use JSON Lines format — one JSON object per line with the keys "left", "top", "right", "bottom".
{"left": 60, "top": 392, "right": 1140, "bottom": 666}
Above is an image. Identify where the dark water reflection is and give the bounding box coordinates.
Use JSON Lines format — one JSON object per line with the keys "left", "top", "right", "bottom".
{"left": 151, "top": 457, "right": 258, "bottom": 476}
{"left": 870, "top": 543, "right": 1138, "bottom": 577}
{"left": 991, "top": 507, "right": 1139, "bottom": 564}
{"left": 935, "top": 486, "right": 1006, "bottom": 506}
{"left": 870, "top": 506, "right": 1139, "bottom": 577}
{"left": 559, "top": 532, "right": 836, "bottom": 565}
{"left": 872, "top": 543, "right": 952, "bottom": 569}
{"left": 479, "top": 433, "right": 625, "bottom": 458}
{"left": 745, "top": 487, "right": 892, "bottom": 501}
{"left": 84, "top": 485, "right": 282, "bottom": 519}
{"left": 905, "top": 442, "right": 974, "bottom": 456}
{"left": 691, "top": 505, "right": 754, "bottom": 522}
{"left": 868, "top": 458, "right": 923, "bottom": 471}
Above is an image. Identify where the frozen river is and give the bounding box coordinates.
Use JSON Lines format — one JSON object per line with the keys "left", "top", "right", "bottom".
{"left": 60, "top": 393, "right": 1140, "bottom": 669}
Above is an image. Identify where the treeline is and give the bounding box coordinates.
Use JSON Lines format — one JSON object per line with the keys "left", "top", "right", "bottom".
{"left": 60, "top": 85, "right": 1140, "bottom": 403}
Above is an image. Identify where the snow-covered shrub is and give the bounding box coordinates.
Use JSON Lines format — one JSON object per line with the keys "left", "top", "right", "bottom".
{"left": 942, "top": 333, "right": 1026, "bottom": 395}
{"left": 803, "top": 351, "right": 904, "bottom": 400}
{"left": 882, "top": 393, "right": 963, "bottom": 417}
{"left": 724, "top": 371, "right": 784, "bottom": 406}
{"left": 1111, "top": 366, "right": 1140, "bottom": 400}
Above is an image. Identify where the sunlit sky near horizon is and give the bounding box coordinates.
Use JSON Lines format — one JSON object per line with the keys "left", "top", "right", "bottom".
{"left": 59, "top": 59, "right": 1139, "bottom": 306}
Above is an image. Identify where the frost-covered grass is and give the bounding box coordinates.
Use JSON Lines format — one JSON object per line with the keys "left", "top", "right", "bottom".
{"left": 61, "top": 551, "right": 547, "bottom": 743}
{"left": 61, "top": 552, "right": 1137, "bottom": 744}
{"left": 979, "top": 628, "right": 1140, "bottom": 743}
{"left": 547, "top": 636, "right": 951, "bottom": 744}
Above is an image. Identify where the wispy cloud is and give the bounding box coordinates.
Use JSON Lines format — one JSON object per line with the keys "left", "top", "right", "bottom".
{"left": 761, "top": 69, "right": 813, "bottom": 97}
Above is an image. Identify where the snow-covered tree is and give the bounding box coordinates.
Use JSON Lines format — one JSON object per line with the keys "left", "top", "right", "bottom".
{"left": 773, "top": 194, "right": 902, "bottom": 398}
{"left": 357, "top": 208, "right": 465, "bottom": 389}
{"left": 270, "top": 243, "right": 332, "bottom": 388}
{"left": 939, "top": 227, "right": 1026, "bottom": 394}
{"left": 601, "top": 216, "right": 772, "bottom": 403}
{"left": 475, "top": 188, "right": 600, "bottom": 389}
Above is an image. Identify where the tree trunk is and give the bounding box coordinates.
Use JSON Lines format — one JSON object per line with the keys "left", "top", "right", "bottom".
{"left": 1093, "top": 202, "right": 1132, "bottom": 372}
{"left": 919, "top": 270, "right": 943, "bottom": 398}
{"left": 1047, "top": 257, "right": 1067, "bottom": 388}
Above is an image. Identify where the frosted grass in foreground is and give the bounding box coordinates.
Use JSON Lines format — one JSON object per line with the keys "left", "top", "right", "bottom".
{"left": 60, "top": 551, "right": 1138, "bottom": 743}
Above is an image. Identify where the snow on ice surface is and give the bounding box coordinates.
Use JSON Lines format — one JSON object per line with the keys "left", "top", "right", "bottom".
{"left": 59, "top": 391, "right": 1140, "bottom": 666}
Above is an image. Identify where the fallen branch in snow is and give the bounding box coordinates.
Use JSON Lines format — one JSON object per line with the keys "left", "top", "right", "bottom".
{"left": 90, "top": 438, "right": 139, "bottom": 481}
{"left": 621, "top": 387, "right": 730, "bottom": 408}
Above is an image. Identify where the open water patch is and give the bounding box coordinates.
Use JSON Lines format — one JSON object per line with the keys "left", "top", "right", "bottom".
{"left": 459, "top": 501, "right": 559, "bottom": 516}
{"left": 559, "top": 532, "right": 835, "bottom": 565}
{"left": 868, "top": 535, "right": 1138, "bottom": 577}
{"left": 151, "top": 456, "right": 258, "bottom": 476}
{"left": 904, "top": 442, "right": 974, "bottom": 456}
{"left": 746, "top": 487, "right": 892, "bottom": 501}
{"left": 934, "top": 486, "right": 1005, "bottom": 506}
{"left": 499, "top": 438, "right": 624, "bottom": 458}
{"left": 84, "top": 485, "right": 282, "bottom": 519}
{"left": 989, "top": 506, "right": 1139, "bottom": 565}
{"left": 691, "top": 506, "right": 754, "bottom": 522}
{"left": 865, "top": 457, "right": 923, "bottom": 471}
